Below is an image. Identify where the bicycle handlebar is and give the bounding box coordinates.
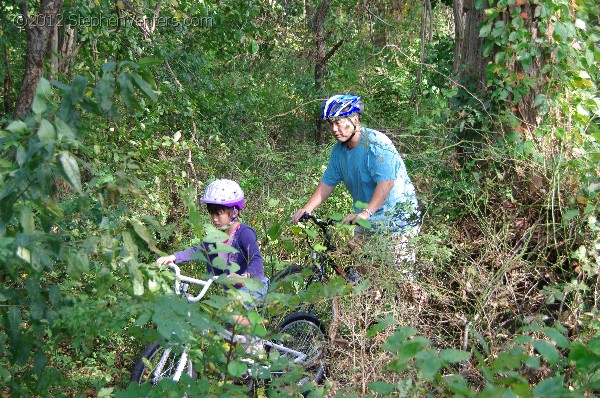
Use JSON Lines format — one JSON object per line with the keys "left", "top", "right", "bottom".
{"left": 298, "top": 212, "right": 337, "bottom": 252}
{"left": 167, "top": 263, "right": 218, "bottom": 303}
{"left": 298, "top": 212, "right": 335, "bottom": 228}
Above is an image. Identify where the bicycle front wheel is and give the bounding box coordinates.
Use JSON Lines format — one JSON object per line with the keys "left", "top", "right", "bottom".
{"left": 273, "top": 312, "right": 327, "bottom": 386}
{"left": 130, "top": 340, "right": 195, "bottom": 385}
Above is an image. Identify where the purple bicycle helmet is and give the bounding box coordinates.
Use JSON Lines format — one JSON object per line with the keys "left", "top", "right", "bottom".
{"left": 200, "top": 179, "right": 245, "bottom": 210}
{"left": 321, "top": 95, "right": 364, "bottom": 120}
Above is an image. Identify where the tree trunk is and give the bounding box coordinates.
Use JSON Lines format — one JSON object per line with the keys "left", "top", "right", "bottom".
{"left": 452, "top": 0, "right": 488, "bottom": 162}
{"left": 14, "top": 0, "right": 64, "bottom": 117}
{"left": 313, "top": 0, "right": 330, "bottom": 145}
{"left": 452, "top": 0, "right": 486, "bottom": 90}
{"left": 312, "top": 0, "right": 343, "bottom": 145}
{"left": 3, "top": 46, "right": 13, "bottom": 115}
{"left": 452, "top": 0, "right": 546, "bottom": 143}
{"left": 506, "top": 1, "right": 545, "bottom": 135}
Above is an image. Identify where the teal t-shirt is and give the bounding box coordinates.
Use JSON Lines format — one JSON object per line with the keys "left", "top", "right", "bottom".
{"left": 321, "top": 127, "right": 420, "bottom": 233}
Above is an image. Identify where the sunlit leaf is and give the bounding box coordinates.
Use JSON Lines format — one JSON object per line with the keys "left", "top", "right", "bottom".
{"left": 58, "top": 151, "right": 82, "bottom": 193}
{"left": 5, "top": 120, "right": 28, "bottom": 134}
{"left": 37, "top": 119, "right": 56, "bottom": 143}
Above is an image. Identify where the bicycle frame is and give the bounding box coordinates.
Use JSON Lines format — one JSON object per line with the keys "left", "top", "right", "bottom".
{"left": 299, "top": 213, "right": 353, "bottom": 283}
{"left": 158, "top": 264, "right": 309, "bottom": 382}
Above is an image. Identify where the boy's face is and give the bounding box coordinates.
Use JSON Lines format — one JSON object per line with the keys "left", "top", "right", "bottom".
{"left": 208, "top": 206, "right": 234, "bottom": 230}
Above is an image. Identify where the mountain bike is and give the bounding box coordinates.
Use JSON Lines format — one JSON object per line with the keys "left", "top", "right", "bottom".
{"left": 268, "top": 212, "right": 359, "bottom": 342}
{"left": 130, "top": 263, "right": 327, "bottom": 393}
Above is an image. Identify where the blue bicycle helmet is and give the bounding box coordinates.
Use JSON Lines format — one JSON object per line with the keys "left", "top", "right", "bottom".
{"left": 321, "top": 95, "right": 364, "bottom": 120}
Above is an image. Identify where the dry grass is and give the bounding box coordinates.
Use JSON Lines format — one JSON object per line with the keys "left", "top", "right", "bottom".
{"left": 319, "top": 179, "right": 592, "bottom": 396}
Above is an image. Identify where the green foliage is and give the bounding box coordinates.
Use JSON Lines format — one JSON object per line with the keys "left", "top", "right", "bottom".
{"left": 0, "top": 60, "right": 159, "bottom": 395}
{"left": 361, "top": 323, "right": 600, "bottom": 397}
{"left": 1, "top": 0, "right": 599, "bottom": 395}
{"left": 479, "top": 0, "right": 599, "bottom": 123}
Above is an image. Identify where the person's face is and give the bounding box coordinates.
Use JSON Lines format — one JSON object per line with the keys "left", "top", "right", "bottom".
{"left": 328, "top": 116, "right": 357, "bottom": 142}
{"left": 208, "top": 207, "right": 235, "bottom": 230}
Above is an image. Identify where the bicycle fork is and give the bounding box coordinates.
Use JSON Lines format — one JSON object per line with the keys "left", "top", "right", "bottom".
{"left": 151, "top": 346, "right": 190, "bottom": 383}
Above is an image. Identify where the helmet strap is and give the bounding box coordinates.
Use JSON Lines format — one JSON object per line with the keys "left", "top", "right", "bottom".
{"left": 342, "top": 120, "right": 357, "bottom": 146}
{"left": 227, "top": 207, "right": 239, "bottom": 226}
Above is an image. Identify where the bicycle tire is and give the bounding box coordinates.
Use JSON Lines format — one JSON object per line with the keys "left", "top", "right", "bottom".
{"left": 274, "top": 312, "right": 327, "bottom": 386}
{"left": 268, "top": 265, "right": 339, "bottom": 339}
{"left": 130, "top": 340, "right": 195, "bottom": 385}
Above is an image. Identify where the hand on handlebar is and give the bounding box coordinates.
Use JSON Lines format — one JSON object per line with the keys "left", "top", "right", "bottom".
{"left": 291, "top": 209, "right": 310, "bottom": 224}
{"left": 342, "top": 212, "right": 369, "bottom": 225}
{"left": 156, "top": 255, "right": 176, "bottom": 265}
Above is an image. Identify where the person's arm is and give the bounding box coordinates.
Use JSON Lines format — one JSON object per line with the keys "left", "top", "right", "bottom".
{"left": 292, "top": 181, "right": 336, "bottom": 223}
{"left": 156, "top": 246, "right": 204, "bottom": 266}
{"left": 342, "top": 180, "right": 394, "bottom": 224}
{"left": 240, "top": 227, "right": 264, "bottom": 279}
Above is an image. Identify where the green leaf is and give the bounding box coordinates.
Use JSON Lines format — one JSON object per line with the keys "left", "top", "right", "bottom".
{"left": 101, "top": 60, "right": 117, "bottom": 72}
{"left": 95, "top": 73, "right": 116, "bottom": 114}
{"left": 7, "top": 306, "right": 21, "bottom": 346}
{"left": 5, "top": 120, "right": 28, "bottom": 134}
{"left": 313, "top": 243, "right": 327, "bottom": 251}
{"left": 32, "top": 78, "right": 52, "bottom": 115}
{"left": 329, "top": 213, "right": 343, "bottom": 221}
{"left": 443, "top": 374, "right": 471, "bottom": 396}
{"left": 553, "top": 22, "right": 568, "bottom": 40}
{"left": 366, "top": 316, "right": 396, "bottom": 338}
{"left": 532, "top": 375, "right": 566, "bottom": 396}
{"left": 129, "top": 219, "right": 159, "bottom": 253}
{"left": 475, "top": 0, "right": 487, "bottom": 9}
{"left": 20, "top": 206, "right": 35, "bottom": 232}
{"left": 55, "top": 117, "right": 76, "bottom": 141}
{"left": 532, "top": 340, "right": 559, "bottom": 365}
{"left": 588, "top": 336, "right": 600, "bottom": 356}
{"left": 127, "top": 261, "right": 145, "bottom": 296}
{"left": 543, "top": 327, "right": 570, "bottom": 349}
{"left": 132, "top": 72, "right": 157, "bottom": 102}
{"left": 368, "top": 381, "right": 396, "bottom": 393}
{"left": 440, "top": 348, "right": 470, "bottom": 364}
{"left": 562, "top": 209, "right": 579, "bottom": 222}
{"left": 249, "top": 39, "right": 259, "bottom": 55}
{"left": 568, "top": 342, "right": 600, "bottom": 373}
{"left": 396, "top": 339, "right": 428, "bottom": 359}
{"left": 479, "top": 23, "right": 492, "bottom": 38}
{"left": 37, "top": 119, "right": 56, "bottom": 143}
{"left": 137, "top": 57, "right": 162, "bottom": 67}
{"left": 415, "top": 349, "right": 442, "bottom": 379}
{"left": 117, "top": 72, "right": 139, "bottom": 110}
{"left": 383, "top": 327, "right": 418, "bottom": 352}
{"left": 227, "top": 360, "right": 248, "bottom": 377}
{"left": 355, "top": 218, "right": 371, "bottom": 229}
{"left": 66, "top": 250, "right": 90, "bottom": 277}
{"left": 58, "top": 151, "right": 82, "bottom": 193}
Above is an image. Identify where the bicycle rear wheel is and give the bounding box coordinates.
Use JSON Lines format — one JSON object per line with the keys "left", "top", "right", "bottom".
{"left": 267, "top": 265, "right": 339, "bottom": 340}
{"left": 272, "top": 312, "right": 327, "bottom": 386}
{"left": 130, "top": 340, "right": 195, "bottom": 385}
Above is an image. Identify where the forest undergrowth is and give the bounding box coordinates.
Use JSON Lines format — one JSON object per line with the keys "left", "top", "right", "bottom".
{"left": 307, "top": 124, "right": 599, "bottom": 396}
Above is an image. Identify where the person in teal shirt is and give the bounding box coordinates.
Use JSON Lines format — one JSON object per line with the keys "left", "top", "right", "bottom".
{"left": 292, "top": 95, "right": 420, "bottom": 269}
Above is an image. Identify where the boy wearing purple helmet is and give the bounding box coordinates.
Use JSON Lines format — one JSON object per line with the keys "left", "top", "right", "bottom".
{"left": 157, "top": 179, "right": 268, "bottom": 326}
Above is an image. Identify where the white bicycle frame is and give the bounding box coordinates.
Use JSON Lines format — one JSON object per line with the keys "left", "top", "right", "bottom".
{"left": 153, "top": 264, "right": 308, "bottom": 382}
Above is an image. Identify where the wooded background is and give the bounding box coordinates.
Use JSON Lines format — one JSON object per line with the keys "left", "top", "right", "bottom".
{"left": 1, "top": 0, "right": 599, "bottom": 396}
